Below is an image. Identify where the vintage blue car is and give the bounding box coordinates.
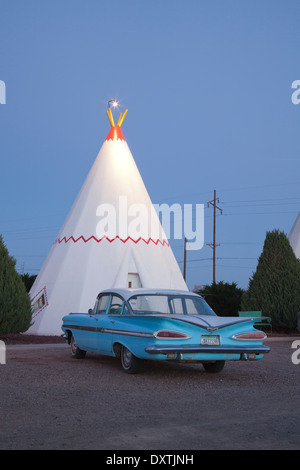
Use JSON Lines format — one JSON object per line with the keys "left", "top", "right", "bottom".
{"left": 61, "top": 288, "right": 270, "bottom": 374}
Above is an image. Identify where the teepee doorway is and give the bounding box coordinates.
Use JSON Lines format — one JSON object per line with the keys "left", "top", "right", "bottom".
{"left": 127, "top": 273, "right": 142, "bottom": 289}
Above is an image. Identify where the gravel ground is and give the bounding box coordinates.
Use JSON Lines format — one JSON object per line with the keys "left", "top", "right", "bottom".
{"left": 1, "top": 336, "right": 300, "bottom": 450}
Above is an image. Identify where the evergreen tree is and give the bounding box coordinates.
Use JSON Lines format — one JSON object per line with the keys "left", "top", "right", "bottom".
{"left": 0, "top": 236, "right": 32, "bottom": 334}
{"left": 241, "top": 229, "right": 300, "bottom": 329}
{"left": 20, "top": 273, "right": 37, "bottom": 293}
{"left": 195, "top": 281, "right": 243, "bottom": 317}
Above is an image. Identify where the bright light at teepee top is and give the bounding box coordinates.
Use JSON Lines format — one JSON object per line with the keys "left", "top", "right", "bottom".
{"left": 108, "top": 99, "right": 119, "bottom": 108}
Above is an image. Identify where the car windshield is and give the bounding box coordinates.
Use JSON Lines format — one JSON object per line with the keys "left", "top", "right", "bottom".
{"left": 128, "top": 294, "right": 216, "bottom": 316}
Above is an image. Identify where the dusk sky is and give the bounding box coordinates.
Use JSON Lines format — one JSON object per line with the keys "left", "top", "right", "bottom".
{"left": 1, "top": 0, "right": 300, "bottom": 290}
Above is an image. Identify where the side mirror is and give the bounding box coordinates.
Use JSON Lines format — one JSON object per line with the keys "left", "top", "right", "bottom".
{"left": 88, "top": 308, "right": 93, "bottom": 315}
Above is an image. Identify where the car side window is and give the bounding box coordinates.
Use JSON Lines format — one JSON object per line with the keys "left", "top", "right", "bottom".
{"left": 96, "top": 295, "right": 110, "bottom": 315}
{"left": 170, "top": 297, "right": 184, "bottom": 314}
{"left": 108, "top": 295, "right": 123, "bottom": 315}
{"left": 123, "top": 304, "right": 130, "bottom": 315}
{"left": 184, "top": 298, "right": 201, "bottom": 315}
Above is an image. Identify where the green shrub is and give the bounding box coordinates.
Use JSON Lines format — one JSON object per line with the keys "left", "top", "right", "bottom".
{"left": 195, "top": 281, "right": 243, "bottom": 317}
{"left": 241, "top": 229, "right": 300, "bottom": 330}
{"left": 0, "top": 236, "right": 32, "bottom": 334}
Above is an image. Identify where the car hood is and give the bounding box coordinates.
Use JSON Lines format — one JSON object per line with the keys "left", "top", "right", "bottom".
{"left": 159, "top": 314, "right": 262, "bottom": 331}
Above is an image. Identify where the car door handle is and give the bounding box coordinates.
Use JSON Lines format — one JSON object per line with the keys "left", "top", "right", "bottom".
{"left": 111, "top": 320, "right": 115, "bottom": 324}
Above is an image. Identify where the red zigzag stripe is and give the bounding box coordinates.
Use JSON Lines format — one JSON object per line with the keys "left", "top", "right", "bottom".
{"left": 55, "top": 235, "right": 170, "bottom": 247}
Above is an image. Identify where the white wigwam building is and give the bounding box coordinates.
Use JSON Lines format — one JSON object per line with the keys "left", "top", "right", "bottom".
{"left": 27, "top": 106, "right": 187, "bottom": 335}
{"left": 288, "top": 212, "right": 300, "bottom": 259}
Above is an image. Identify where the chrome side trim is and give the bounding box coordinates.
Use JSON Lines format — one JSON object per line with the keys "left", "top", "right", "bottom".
{"left": 63, "top": 324, "right": 96, "bottom": 332}
{"left": 62, "top": 324, "right": 153, "bottom": 338}
{"left": 102, "top": 328, "right": 153, "bottom": 338}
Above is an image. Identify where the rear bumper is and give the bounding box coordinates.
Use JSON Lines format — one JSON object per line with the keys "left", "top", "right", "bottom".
{"left": 145, "top": 344, "right": 270, "bottom": 355}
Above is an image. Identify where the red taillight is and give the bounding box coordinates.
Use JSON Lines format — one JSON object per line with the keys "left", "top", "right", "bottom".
{"left": 232, "top": 332, "right": 267, "bottom": 341}
{"left": 154, "top": 330, "right": 191, "bottom": 340}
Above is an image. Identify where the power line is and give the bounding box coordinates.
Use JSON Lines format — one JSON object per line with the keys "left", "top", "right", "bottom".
{"left": 222, "top": 196, "right": 300, "bottom": 204}
{"left": 222, "top": 202, "right": 300, "bottom": 208}
{"left": 178, "top": 256, "right": 257, "bottom": 264}
{"left": 223, "top": 210, "right": 299, "bottom": 216}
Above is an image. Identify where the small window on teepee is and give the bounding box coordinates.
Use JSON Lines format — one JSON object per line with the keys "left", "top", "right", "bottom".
{"left": 33, "top": 294, "right": 46, "bottom": 313}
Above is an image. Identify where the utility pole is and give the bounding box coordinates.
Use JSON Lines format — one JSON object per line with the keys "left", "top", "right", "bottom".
{"left": 207, "top": 190, "right": 222, "bottom": 283}
{"left": 183, "top": 237, "right": 187, "bottom": 281}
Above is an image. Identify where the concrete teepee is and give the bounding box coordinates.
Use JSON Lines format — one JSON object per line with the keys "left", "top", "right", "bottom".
{"left": 27, "top": 105, "right": 187, "bottom": 335}
{"left": 288, "top": 212, "right": 300, "bottom": 259}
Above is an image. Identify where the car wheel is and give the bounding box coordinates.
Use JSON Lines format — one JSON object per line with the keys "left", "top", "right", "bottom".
{"left": 120, "top": 346, "right": 143, "bottom": 374}
{"left": 203, "top": 360, "right": 225, "bottom": 373}
{"left": 70, "top": 334, "right": 86, "bottom": 359}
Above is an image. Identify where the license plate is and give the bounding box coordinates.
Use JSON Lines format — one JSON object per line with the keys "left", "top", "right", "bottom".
{"left": 201, "top": 335, "right": 220, "bottom": 346}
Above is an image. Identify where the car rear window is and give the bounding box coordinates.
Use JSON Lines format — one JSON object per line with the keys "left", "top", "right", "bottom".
{"left": 128, "top": 294, "right": 215, "bottom": 316}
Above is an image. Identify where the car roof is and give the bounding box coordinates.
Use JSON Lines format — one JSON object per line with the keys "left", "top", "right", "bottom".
{"left": 98, "top": 288, "right": 200, "bottom": 301}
